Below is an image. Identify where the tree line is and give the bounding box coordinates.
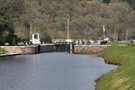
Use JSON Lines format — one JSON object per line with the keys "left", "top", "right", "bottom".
{"left": 0, "top": 0, "right": 135, "bottom": 45}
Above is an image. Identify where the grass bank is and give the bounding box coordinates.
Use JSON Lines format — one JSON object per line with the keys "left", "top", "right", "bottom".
{"left": 96, "top": 43, "right": 135, "bottom": 90}
{"left": 0, "top": 48, "right": 7, "bottom": 54}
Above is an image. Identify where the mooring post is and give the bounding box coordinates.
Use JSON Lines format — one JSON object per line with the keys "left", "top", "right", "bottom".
{"left": 38, "top": 45, "right": 41, "bottom": 53}
{"left": 70, "top": 43, "right": 74, "bottom": 53}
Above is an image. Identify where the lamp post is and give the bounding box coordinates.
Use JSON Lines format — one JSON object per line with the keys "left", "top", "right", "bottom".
{"left": 103, "top": 25, "right": 105, "bottom": 39}
{"left": 67, "top": 19, "right": 70, "bottom": 39}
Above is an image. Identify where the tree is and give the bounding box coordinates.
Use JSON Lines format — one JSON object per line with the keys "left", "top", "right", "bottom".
{"left": 59, "top": 19, "right": 66, "bottom": 31}
{"left": 0, "top": 0, "right": 25, "bottom": 45}
{"left": 1, "top": 0, "right": 135, "bottom": 41}
{"left": 103, "top": 0, "right": 110, "bottom": 3}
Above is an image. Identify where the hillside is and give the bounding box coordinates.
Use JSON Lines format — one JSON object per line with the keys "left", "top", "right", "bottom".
{"left": 0, "top": 0, "right": 135, "bottom": 44}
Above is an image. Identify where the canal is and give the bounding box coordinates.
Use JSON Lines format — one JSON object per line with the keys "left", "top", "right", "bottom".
{"left": 0, "top": 53, "right": 117, "bottom": 90}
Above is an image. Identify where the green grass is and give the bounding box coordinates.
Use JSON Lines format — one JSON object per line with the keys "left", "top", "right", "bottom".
{"left": 0, "top": 48, "right": 7, "bottom": 53}
{"left": 97, "top": 43, "right": 135, "bottom": 90}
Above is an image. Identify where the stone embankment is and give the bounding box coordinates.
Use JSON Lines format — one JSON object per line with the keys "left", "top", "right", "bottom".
{"left": 74, "top": 45, "right": 110, "bottom": 54}
{"left": 0, "top": 44, "right": 109, "bottom": 55}
{"left": 0, "top": 44, "right": 54, "bottom": 55}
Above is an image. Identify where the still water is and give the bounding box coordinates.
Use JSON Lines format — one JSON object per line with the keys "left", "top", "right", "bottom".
{"left": 0, "top": 53, "right": 117, "bottom": 90}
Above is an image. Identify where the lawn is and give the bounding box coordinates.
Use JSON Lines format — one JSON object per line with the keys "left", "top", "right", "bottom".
{"left": 0, "top": 47, "right": 7, "bottom": 53}
{"left": 97, "top": 43, "right": 135, "bottom": 90}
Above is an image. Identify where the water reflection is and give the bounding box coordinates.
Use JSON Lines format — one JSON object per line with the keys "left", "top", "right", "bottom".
{"left": 0, "top": 53, "right": 117, "bottom": 90}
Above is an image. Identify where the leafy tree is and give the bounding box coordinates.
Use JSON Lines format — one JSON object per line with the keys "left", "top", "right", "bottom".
{"left": 59, "top": 19, "right": 66, "bottom": 31}
{"left": 103, "top": 0, "right": 110, "bottom": 3}
{"left": 120, "top": 0, "right": 135, "bottom": 9}
{"left": 1, "top": 0, "right": 135, "bottom": 41}
{"left": 41, "top": 35, "right": 52, "bottom": 43}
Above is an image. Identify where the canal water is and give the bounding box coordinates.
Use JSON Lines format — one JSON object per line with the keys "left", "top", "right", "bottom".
{"left": 0, "top": 53, "right": 117, "bottom": 90}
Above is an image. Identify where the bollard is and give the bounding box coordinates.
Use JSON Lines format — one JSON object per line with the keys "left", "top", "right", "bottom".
{"left": 70, "top": 43, "right": 74, "bottom": 53}
{"left": 38, "top": 45, "right": 41, "bottom": 53}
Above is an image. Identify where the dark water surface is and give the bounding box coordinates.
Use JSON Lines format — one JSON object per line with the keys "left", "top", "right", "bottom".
{"left": 0, "top": 53, "right": 117, "bottom": 90}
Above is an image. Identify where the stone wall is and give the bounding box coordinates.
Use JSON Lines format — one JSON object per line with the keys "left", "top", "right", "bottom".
{"left": 74, "top": 45, "right": 110, "bottom": 54}
{"left": 0, "top": 46, "right": 37, "bottom": 54}
{"left": 0, "top": 44, "right": 54, "bottom": 54}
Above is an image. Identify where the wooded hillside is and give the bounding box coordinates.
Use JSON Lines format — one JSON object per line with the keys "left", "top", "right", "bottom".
{"left": 0, "top": 0, "right": 135, "bottom": 44}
